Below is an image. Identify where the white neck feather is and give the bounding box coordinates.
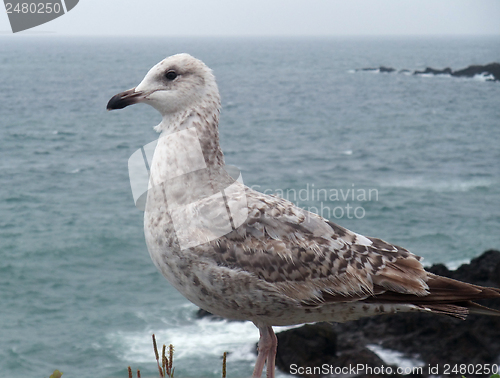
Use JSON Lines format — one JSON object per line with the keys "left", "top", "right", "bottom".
{"left": 149, "top": 101, "right": 225, "bottom": 189}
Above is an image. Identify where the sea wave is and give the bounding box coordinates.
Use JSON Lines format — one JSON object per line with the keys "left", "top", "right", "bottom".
{"left": 367, "top": 344, "right": 425, "bottom": 370}
{"left": 380, "top": 177, "right": 492, "bottom": 193}
{"left": 108, "top": 307, "right": 297, "bottom": 377}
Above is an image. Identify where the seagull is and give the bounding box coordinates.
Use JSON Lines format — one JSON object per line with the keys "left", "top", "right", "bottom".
{"left": 107, "top": 53, "right": 500, "bottom": 378}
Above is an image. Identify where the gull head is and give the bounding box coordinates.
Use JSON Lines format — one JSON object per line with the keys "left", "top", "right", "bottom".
{"left": 107, "top": 53, "right": 219, "bottom": 118}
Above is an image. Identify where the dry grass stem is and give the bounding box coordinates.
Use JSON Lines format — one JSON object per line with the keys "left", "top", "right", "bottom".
{"left": 222, "top": 352, "right": 227, "bottom": 378}
{"left": 126, "top": 336, "right": 228, "bottom": 378}
{"left": 152, "top": 334, "right": 164, "bottom": 377}
{"left": 168, "top": 344, "right": 174, "bottom": 375}
{"left": 162, "top": 344, "right": 167, "bottom": 377}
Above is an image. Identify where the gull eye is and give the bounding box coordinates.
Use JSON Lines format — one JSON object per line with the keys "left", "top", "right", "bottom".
{"left": 165, "top": 70, "right": 177, "bottom": 81}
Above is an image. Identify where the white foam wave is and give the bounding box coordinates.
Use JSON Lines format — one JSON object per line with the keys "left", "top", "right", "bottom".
{"left": 473, "top": 73, "right": 495, "bottom": 82}
{"left": 109, "top": 319, "right": 257, "bottom": 363}
{"left": 417, "top": 72, "right": 494, "bottom": 82}
{"left": 416, "top": 73, "right": 453, "bottom": 79}
{"left": 109, "top": 309, "right": 303, "bottom": 377}
{"left": 367, "top": 344, "right": 425, "bottom": 370}
{"left": 421, "top": 258, "right": 471, "bottom": 270}
{"left": 444, "top": 258, "right": 471, "bottom": 271}
{"left": 381, "top": 177, "right": 492, "bottom": 192}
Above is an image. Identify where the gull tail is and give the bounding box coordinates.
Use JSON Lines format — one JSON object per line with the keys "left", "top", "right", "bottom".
{"left": 420, "top": 302, "right": 500, "bottom": 320}
{"left": 367, "top": 273, "right": 500, "bottom": 320}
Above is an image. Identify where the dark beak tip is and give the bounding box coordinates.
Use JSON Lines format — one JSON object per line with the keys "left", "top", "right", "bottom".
{"left": 106, "top": 94, "right": 121, "bottom": 111}
{"left": 106, "top": 88, "right": 142, "bottom": 111}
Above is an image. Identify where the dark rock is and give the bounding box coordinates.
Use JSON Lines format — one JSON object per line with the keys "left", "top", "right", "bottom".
{"left": 413, "top": 67, "right": 453, "bottom": 76}
{"left": 379, "top": 66, "right": 396, "bottom": 73}
{"left": 357, "top": 66, "right": 396, "bottom": 73}
{"left": 426, "top": 262, "right": 449, "bottom": 277}
{"left": 357, "top": 63, "right": 500, "bottom": 81}
{"left": 358, "top": 67, "right": 379, "bottom": 72}
{"left": 275, "top": 323, "right": 337, "bottom": 376}
{"left": 275, "top": 323, "right": 391, "bottom": 378}
{"left": 443, "top": 249, "right": 500, "bottom": 286}
{"left": 412, "top": 63, "right": 499, "bottom": 81}
{"left": 452, "top": 63, "right": 500, "bottom": 81}
{"left": 275, "top": 250, "right": 500, "bottom": 377}
{"left": 195, "top": 308, "right": 226, "bottom": 321}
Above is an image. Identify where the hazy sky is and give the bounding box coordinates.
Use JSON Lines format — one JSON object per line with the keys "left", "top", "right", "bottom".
{"left": 1, "top": 0, "right": 500, "bottom": 36}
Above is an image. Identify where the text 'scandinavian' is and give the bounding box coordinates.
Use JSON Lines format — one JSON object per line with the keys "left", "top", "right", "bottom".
{"left": 107, "top": 53, "right": 500, "bottom": 378}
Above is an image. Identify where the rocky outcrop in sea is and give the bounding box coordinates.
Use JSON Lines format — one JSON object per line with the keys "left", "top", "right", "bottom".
{"left": 355, "top": 63, "right": 500, "bottom": 81}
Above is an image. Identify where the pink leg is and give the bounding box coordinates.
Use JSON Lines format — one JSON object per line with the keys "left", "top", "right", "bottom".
{"left": 252, "top": 325, "right": 277, "bottom": 378}
{"left": 265, "top": 327, "right": 277, "bottom": 378}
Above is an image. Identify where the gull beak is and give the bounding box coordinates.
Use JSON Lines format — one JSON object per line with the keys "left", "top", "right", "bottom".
{"left": 106, "top": 88, "right": 146, "bottom": 111}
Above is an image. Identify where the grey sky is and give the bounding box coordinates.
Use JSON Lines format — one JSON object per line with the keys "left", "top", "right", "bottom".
{"left": 1, "top": 0, "right": 500, "bottom": 36}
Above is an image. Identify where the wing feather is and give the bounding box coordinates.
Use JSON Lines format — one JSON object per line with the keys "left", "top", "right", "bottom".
{"left": 205, "top": 189, "right": 429, "bottom": 304}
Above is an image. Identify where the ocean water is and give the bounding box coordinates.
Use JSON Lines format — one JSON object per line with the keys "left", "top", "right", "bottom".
{"left": 0, "top": 36, "right": 499, "bottom": 378}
